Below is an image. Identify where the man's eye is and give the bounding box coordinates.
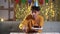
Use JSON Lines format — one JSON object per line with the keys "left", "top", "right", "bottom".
{"left": 35, "top": 12, "right": 36, "bottom": 13}
{"left": 34, "top": 12, "right": 36, "bottom": 13}
{"left": 32, "top": 12, "right": 36, "bottom": 13}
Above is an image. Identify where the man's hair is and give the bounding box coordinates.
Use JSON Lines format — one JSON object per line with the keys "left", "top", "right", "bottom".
{"left": 31, "top": 6, "right": 40, "bottom": 11}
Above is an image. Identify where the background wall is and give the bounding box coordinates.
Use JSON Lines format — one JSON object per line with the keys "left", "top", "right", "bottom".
{"left": 0, "top": 0, "right": 14, "bottom": 20}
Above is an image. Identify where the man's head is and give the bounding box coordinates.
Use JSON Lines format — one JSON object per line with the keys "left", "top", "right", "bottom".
{"left": 31, "top": 6, "right": 40, "bottom": 16}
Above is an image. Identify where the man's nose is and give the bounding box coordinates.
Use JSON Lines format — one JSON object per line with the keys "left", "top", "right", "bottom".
{"left": 33, "top": 13, "right": 35, "bottom": 15}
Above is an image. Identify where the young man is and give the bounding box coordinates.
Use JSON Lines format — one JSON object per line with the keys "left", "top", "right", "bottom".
{"left": 19, "top": 6, "right": 44, "bottom": 33}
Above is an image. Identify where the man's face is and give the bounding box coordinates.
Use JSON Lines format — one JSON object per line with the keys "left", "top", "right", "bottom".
{"left": 32, "top": 10, "right": 39, "bottom": 16}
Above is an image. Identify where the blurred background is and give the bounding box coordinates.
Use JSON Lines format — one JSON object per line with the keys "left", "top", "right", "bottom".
{"left": 0, "top": 0, "right": 60, "bottom": 34}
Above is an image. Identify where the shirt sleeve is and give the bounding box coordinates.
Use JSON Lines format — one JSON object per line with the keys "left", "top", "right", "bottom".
{"left": 19, "top": 20, "right": 28, "bottom": 30}
{"left": 39, "top": 16, "right": 44, "bottom": 28}
{"left": 38, "top": 16, "right": 44, "bottom": 33}
{"left": 19, "top": 14, "right": 31, "bottom": 30}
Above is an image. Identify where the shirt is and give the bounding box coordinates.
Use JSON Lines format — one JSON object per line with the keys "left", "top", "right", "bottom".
{"left": 19, "top": 14, "right": 44, "bottom": 32}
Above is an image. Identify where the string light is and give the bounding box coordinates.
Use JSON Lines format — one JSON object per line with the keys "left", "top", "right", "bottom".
{"left": 1, "top": 18, "right": 4, "bottom": 22}
{"left": 46, "top": 3, "right": 48, "bottom": 5}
